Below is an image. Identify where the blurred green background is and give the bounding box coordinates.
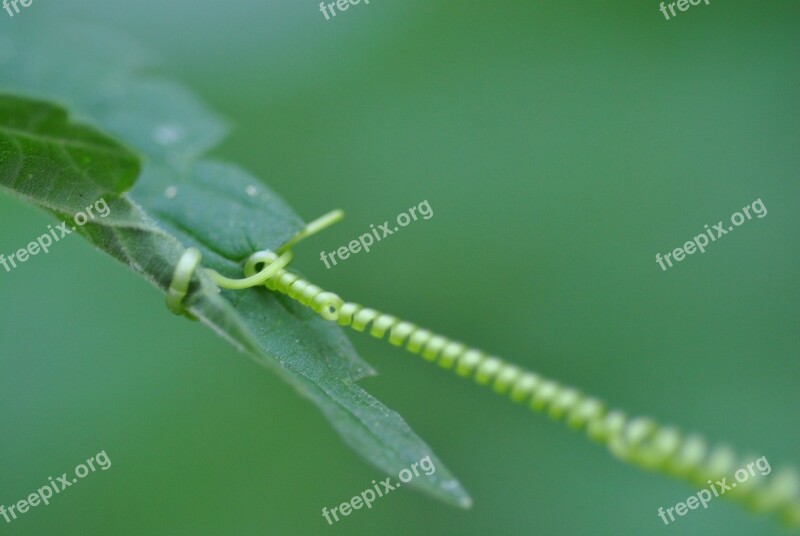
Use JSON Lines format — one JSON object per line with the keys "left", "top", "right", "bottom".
{"left": 1, "top": 1, "right": 798, "bottom": 534}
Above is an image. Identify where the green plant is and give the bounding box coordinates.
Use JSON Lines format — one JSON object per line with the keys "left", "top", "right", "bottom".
{"left": 1, "top": 21, "right": 798, "bottom": 528}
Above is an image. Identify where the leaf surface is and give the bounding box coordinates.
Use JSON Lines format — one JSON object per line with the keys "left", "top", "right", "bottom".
{"left": 0, "top": 22, "right": 470, "bottom": 508}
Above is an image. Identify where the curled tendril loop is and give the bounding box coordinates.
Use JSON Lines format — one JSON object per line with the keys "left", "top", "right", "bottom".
{"left": 165, "top": 247, "right": 201, "bottom": 317}
{"left": 166, "top": 209, "right": 800, "bottom": 527}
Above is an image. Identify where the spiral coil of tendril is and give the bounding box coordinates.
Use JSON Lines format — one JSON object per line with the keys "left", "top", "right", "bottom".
{"left": 240, "top": 250, "right": 800, "bottom": 525}
{"left": 168, "top": 210, "right": 800, "bottom": 527}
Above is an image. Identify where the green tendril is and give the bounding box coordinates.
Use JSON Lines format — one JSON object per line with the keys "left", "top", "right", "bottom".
{"left": 165, "top": 247, "right": 201, "bottom": 317}
{"left": 167, "top": 210, "right": 800, "bottom": 528}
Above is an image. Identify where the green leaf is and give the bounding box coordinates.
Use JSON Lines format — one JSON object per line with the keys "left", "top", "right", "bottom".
{"left": 0, "top": 95, "right": 139, "bottom": 211}
{"left": 0, "top": 22, "right": 471, "bottom": 508}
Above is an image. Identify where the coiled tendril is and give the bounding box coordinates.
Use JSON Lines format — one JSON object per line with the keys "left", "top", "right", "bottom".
{"left": 168, "top": 210, "right": 800, "bottom": 527}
